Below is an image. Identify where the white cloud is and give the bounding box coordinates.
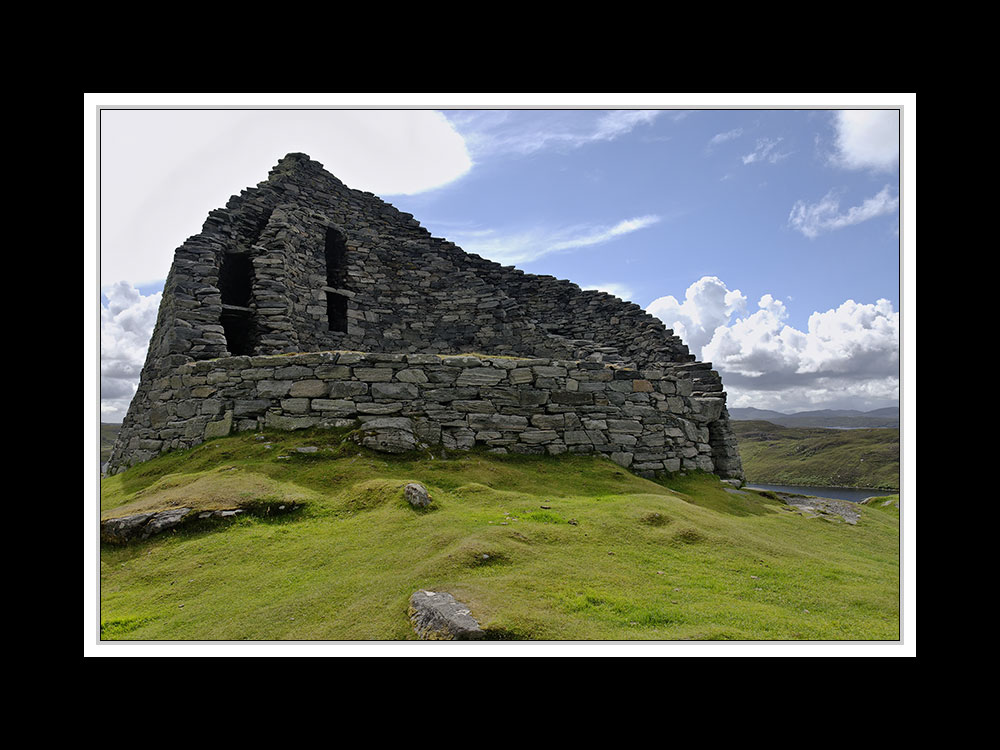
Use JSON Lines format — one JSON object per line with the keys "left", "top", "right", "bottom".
{"left": 788, "top": 185, "right": 899, "bottom": 238}
{"left": 100, "top": 110, "right": 472, "bottom": 287}
{"left": 595, "top": 110, "right": 660, "bottom": 139}
{"left": 646, "top": 276, "right": 748, "bottom": 354}
{"left": 646, "top": 276, "right": 899, "bottom": 412}
{"left": 448, "top": 214, "right": 660, "bottom": 265}
{"left": 707, "top": 128, "right": 743, "bottom": 149}
{"left": 742, "top": 137, "right": 791, "bottom": 165}
{"left": 447, "top": 110, "right": 662, "bottom": 158}
{"left": 101, "top": 282, "right": 162, "bottom": 422}
{"left": 831, "top": 110, "right": 899, "bottom": 171}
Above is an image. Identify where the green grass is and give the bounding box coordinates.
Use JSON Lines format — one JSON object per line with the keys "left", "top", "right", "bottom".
{"left": 861, "top": 495, "right": 900, "bottom": 517}
{"left": 733, "top": 421, "right": 900, "bottom": 490}
{"left": 99, "top": 427, "right": 900, "bottom": 641}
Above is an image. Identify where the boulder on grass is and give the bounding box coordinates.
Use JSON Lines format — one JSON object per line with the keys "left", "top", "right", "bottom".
{"left": 408, "top": 590, "right": 484, "bottom": 640}
{"left": 404, "top": 482, "right": 432, "bottom": 508}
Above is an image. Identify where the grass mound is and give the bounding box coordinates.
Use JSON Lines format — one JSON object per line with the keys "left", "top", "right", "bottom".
{"left": 99, "top": 428, "right": 900, "bottom": 641}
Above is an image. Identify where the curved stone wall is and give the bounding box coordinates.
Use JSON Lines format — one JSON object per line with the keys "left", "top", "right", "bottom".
{"left": 107, "top": 351, "right": 743, "bottom": 480}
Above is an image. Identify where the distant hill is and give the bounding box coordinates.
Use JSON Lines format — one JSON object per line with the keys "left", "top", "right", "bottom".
{"left": 729, "top": 407, "right": 899, "bottom": 429}
{"left": 732, "top": 420, "right": 899, "bottom": 490}
{"left": 100, "top": 423, "right": 122, "bottom": 464}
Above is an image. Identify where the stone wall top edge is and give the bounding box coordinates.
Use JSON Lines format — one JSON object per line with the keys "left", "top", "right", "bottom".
{"left": 178, "top": 349, "right": 698, "bottom": 377}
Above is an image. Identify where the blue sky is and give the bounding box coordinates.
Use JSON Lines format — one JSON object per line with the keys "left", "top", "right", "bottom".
{"left": 96, "top": 99, "right": 906, "bottom": 421}
{"left": 401, "top": 109, "right": 899, "bottom": 332}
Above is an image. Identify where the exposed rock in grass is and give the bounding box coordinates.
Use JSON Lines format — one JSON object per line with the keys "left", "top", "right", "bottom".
{"left": 404, "top": 482, "right": 432, "bottom": 508}
{"left": 408, "top": 590, "right": 484, "bottom": 640}
{"left": 777, "top": 493, "right": 860, "bottom": 524}
{"left": 197, "top": 509, "right": 246, "bottom": 519}
{"left": 101, "top": 508, "right": 193, "bottom": 544}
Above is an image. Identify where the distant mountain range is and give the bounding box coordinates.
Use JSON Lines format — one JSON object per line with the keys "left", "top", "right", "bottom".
{"left": 728, "top": 407, "right": 899, "bottom": 429}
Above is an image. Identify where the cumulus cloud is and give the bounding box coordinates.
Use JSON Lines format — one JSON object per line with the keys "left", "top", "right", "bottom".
{"left": 831, "top": 110, "right": 899, "bottom": 171}
{"left": 646, "top": 276, "right": 748, "bottom": 354}
{"left": 646, "top": 276, "right": 899, "bottom": 411}
{"left": 447, "top": 214, "right": 661, "bottom": 266}
{"left": 788, "top": 185, "right": 899, "bottom": 238}
{"left": 101, "top": 282, "right": 161, "bottom": 422}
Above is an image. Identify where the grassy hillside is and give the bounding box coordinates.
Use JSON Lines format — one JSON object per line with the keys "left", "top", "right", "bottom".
{"left": 733, "top": 421, "right": 899, "bottom": 491}
{"left": 99, "top": 427, "right": 899, "bottom": 641}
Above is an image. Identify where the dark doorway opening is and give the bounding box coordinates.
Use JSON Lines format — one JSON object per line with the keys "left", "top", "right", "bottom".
{"left": 327, "top": 291, "right": 348, "bottom": 332}
{"left": 221, "top": 311, "right": 254, "bottom": 355}
{"left": 220, "top": 253, "right": 253, "bottom": 307}
{"left": 219, "top": 252, "right": 256, "bottom": 355}
{"left": 325, "top": 228, "right": 347, "bottom": 287}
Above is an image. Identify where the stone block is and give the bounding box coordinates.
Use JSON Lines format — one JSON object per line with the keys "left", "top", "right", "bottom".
{"left": 288, "top": 379, "right": 328, "bottom": 398}
{"left": 328, "top": 381, "right": 368, "bottom": 398}
{"left": 354, "top": 367, "right": 394, "bottom": 382}
{"left": 315, "top": 364, "right": 351, "bottom": 380}
{"left": 508, "top": 368, "right": 534, "bottom": 384}
{"left": 204, "top": 410, "right": 233, "bottom": 440}
{"left": 234, "top": 399, "right": 270, "bottom": 417}
{"left": 396, "top": 368, "right": 429, "bottom": 383}
{"left": 371, "top": 382, "right": 419, "bottom": 400}
{"left": 311, "top": 399, "right": 357, "bottom": 415}
{"left": 456, "top": 367, "right": 505, "bottom": 387}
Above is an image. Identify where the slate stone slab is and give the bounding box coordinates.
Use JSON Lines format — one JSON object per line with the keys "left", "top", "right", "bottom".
{"left": 100, "top": 508, "right": 193, "bottom": 544}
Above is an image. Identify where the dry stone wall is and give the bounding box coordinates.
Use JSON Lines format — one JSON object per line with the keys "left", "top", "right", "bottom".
{"left": 110, "top": 351, "right": 741, "bottom": 479}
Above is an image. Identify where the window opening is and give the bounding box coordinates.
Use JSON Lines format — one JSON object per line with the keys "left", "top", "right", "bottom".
{"left": 219, "top": 253, "right": 253, "bottom": 307}
{"left": 325, "top": 228, "right": 347, "bottom": 288}
{"left": 327, "top": 291, "right": 348, "bottom": 332}
{"left": 219, "top": 252, "right": 255, "bottom": 355}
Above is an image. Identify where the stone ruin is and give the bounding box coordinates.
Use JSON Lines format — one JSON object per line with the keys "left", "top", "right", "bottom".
{"left": 106, "top": 153, "right": 743, "bottom": 482}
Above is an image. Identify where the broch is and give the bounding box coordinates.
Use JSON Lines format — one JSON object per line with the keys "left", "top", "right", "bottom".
{"left": 107, "top": 154, "right": 743, "bottom": 483}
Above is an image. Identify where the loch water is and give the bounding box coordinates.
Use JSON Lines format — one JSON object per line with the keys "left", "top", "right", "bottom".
{"left": 744, "top": 483, "right": 894, "bottom": 503}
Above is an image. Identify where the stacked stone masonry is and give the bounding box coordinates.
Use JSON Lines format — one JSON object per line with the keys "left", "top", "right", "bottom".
{"left": 108, "top": 153, "right": 743, "bottom": 481}
{"left": 112, "top": 351, "right": 741, "bottom": 479}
